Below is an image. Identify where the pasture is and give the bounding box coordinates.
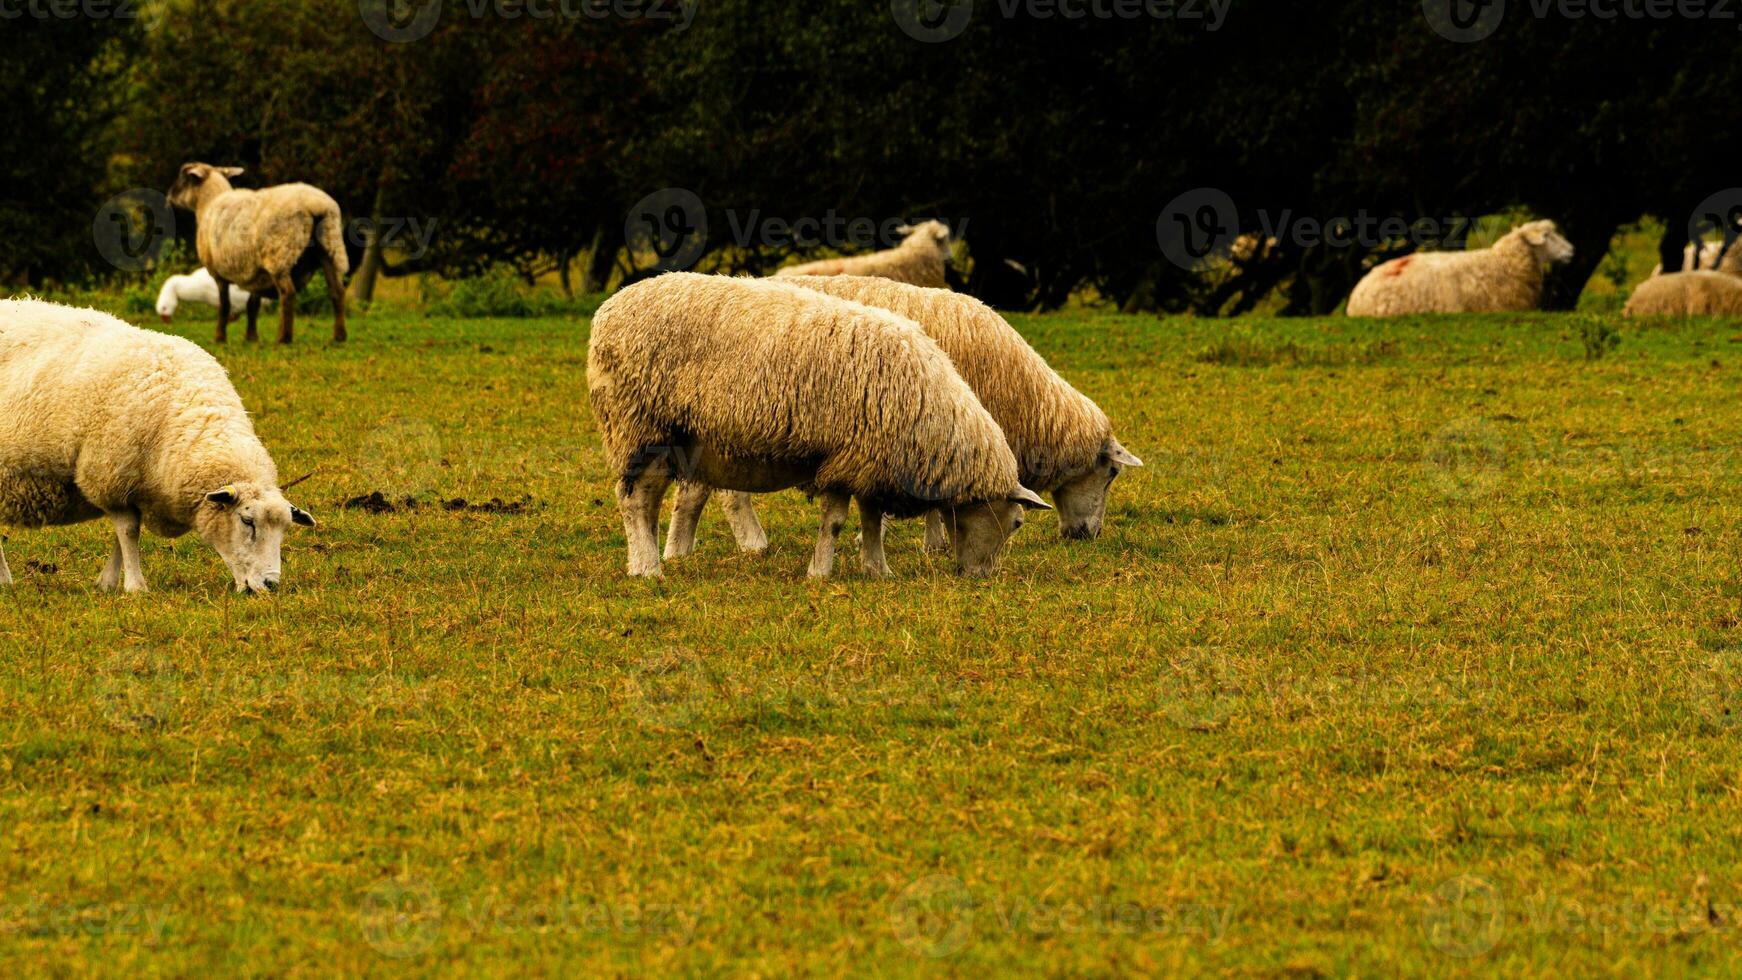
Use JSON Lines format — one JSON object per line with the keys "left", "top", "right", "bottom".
{"left": 2, "top": 303, "right": 1740, "bottom": 975}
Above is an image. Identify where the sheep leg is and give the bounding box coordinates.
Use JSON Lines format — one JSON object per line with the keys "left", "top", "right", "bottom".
{"left": 0, "top": 537, "right": 12, "bottom": 586}
{"left": 858, "top": 498, "right": 891, "bottom": 578}
{"left": 107, "top": 512, "right": 147, "bottom": 594}
{"left": 807, "top": 492, "right": 852, "bottom": 579}
{"left": 214, "top": 273, "right": 232, "bottom": 344}
{"left": 274, "top": 273, "right": 297, "bottom": 345}
{"left": 244, "top": 293, "right": 263, "bottom": 343}
{"left": 923, "top": 509, "right": 951, "bottom": 554}
{"left": 322, "top": 253, "right": 348, "bottom": 344}
{"left": 664, "top": 482, "right": 710, "bottom": 560}
{"left": 97, "top": 537, "right": 122, "bottom": 592}
{"left": 617, "top": 459, "right": 674, "bottom": 578}
{"left": 721, "top": 491, "right": 769, "bottom": 552}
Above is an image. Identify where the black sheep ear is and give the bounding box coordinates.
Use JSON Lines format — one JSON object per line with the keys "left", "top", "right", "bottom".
{"left": 291, "top": 506, "right": 316, "bottom": 528}
{"left": 206, "top": 486, "right": 239, "bottom": 506}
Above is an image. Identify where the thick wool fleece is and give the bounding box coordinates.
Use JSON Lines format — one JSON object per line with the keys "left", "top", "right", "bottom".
{"left": 183, "top": 172, "right": 348, "bottom": 293}
{"left": 773, "top": 221, "right": 951, "bottom": 288}
{"left": 587, "top": 273, "right": 1017, "bottom": 506}
{"left": 1624, "top": 270, "right": 1742, "bottom": 316}
{"left": 1651, "top": 241, "right": 1742, "bottom": 278}
{"left": 785, "top": 276, "right": 1114, "bottom": 492}
{"left": 0, "top": 299, "right": 278, "bottom": 538}
{"left": 1346, "top": 220, "right": 1569, "bottom": 316}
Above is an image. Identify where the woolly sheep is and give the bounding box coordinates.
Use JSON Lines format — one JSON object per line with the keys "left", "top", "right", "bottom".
{"left": 0, "top": 299, "right": 316, "bottom": 593}
{"left": 773, "top": 220, "right": 953, "bottom": 289}
{"left": 665, "top": 276, "right": 1142, "bottom": 561}
{"left": 1650, "top": 240, "right": 1742, "bottom": 278}
{"left": 155, "top": 267, "right": 263, "bottom": 324}
{"left": 587, "top": 273, "right": 1050, "bottom": 579}
{"left": 1623, "top": 270, "right": 1742, "bottom": 316}
{"left": 1345, "top": 220, "right": 1574, "bottom": 316}
{"left": 167, "top": 163, "right": 349, "bottom": 344}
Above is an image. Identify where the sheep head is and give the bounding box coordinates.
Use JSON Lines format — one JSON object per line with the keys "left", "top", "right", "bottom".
{"left": 195, "top": 481, "right": 315, "bottom": 594}
{"left": 1515, "top": 220, "right": 1575, "bottom": 266}
{"left": 896, "top": 220, "right": 953, "bottom": 261}
{"left": 940, "top": 485, "right": 1051, "bottom": 577}
{"left": 168, "top": 163, "right": 246, "bottom": 212}
{"left": 1052, "top": 438, "right": 1144, "bottom": 541}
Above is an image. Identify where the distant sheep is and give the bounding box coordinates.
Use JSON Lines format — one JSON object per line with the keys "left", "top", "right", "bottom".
{"left": 156, "top": 267, "right": 263, "bottom": 324}
{"left": 1346, "top": 220, "right": 1575, "bottom": 316}
{"left": 1623, "top": 270, "right": 1742, "bottom": 316}
{"left": 0, "top": 299, "right": 316, "bottom": 593}
{"left": 167, "top": 163, "right": 348, "bottom": 344}
{"left": 774, "top": 220, "right": 953, "bottom": 289}
{"left": 587, "top": 273, "right": 1048, "bottom": 579}
{"left": 1650, "top": 240, "right": 1742, "bottom": 278}
{"left": 666, "top": 276, "right": 1141, "bottom": 560}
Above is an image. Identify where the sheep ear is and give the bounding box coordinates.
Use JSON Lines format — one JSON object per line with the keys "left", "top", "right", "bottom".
{"left": 1009, "top": 486, "right": 1052, "bottom": 511}
{"left": 290, "top": 506, "right": 316, "bottom": 528}
{"left": 894, "top": 223, "right": 914, "bottom": 235}
{"left": 219, "top": 167, "right": 245, "bottom": 177}
{"left": 1107, "top": 440, "right": 1144, "bottom": 468}
{"left": 206, "top": 485, "right": 239, "bottom": 506}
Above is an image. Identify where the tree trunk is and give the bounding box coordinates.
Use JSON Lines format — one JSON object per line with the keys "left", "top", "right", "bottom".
{"left": 1658, "top": 215, "right": 1691, "bottom": 275}
{"left": 1542, "top": 216, "right": 1623, "bottom": 311}
{"left": 579, "top": 225, "right": 606, "bottom": 294}
{"left": 587, "top": 224, "right": 622, "bottom": 293}
{"left": 353, "top": 184, "right": 388, "bottom": 310}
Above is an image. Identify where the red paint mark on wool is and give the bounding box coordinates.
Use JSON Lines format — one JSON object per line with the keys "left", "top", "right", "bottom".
{"left": 1383, "top": 256, "right": 1414, "bottom": 277}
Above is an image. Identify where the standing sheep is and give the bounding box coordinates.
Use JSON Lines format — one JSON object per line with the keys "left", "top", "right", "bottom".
{"left": 167, "top": 163, "right": 349, "bottom": 344}
{"left": 1345, "top": 220, "right": 1575, "bottom": 316}
{"left": 156, "top": 267, "right": 263, "bottom": 324}
{"left": 774, "top": 220, "right": 953, "bottom": 289}
{"left": 588, "top": 273, "right": 1049, "bottom": 579}
{"left": 1623, "top": 270, "right": 1742, "bottom": 316}
{"left": 0, "top": 299, "right": 316, "bottom": 593}
{"left": 665, "top": 276, "right": 1142, "bottom": 561}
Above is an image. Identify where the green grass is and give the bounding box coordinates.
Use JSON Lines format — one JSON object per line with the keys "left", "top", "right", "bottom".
{"left": 5, "top": 300, "right": 1742, "bottom": 975}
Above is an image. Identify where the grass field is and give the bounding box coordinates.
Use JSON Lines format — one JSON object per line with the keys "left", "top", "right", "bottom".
{"left": 3, "top": 298, "right": 1742, "bottom": 976}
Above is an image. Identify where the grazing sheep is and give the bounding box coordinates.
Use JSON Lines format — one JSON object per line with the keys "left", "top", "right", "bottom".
{"left": 1623, "top": 270, "right": 1742, "bottom": 316}
{"left": 773, "top": 220, "right": 953, "bottom": 289}
{"left": 665, "top": 276, "right": 1142, "bottom": 560}
{"left": 588, "top": 273, "right": 1049, "bottom": 579}
{"left": 1345, "top": 220, "right": 1575, "bottom": 316}
{"left": 155, "top": 267, "right": 262, "bottom": 325}
{"left": 0, "top": 299, "right": 316, "bottom": 593}
{"left": 166, "top": 163, "right": 348, "bottom": 344}
{"left": 1650, "top": 240, "right": 1742, "bottom": 278}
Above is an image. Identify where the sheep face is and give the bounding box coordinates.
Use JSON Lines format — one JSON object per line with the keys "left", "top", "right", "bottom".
{"left": 898, "top": 221, "right": 953, "bottom": 261}
{"left": 195, "top": 482, "right": 315, "bottom": 593}
{"left": 167, "top": 163, "right": 246, "bottom": 211}
{"left": 1521, "top": 221, "right": 1575, "bottom": 265}
{"left": 1052, "top": 440, "right": 1144, "bottom": 540}
{"left": 941, "top": 487, "right": 1051, "bottom": 576}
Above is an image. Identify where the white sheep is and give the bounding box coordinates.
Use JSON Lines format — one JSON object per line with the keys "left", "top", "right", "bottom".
{"left": 1623, "top": 270, "right": 1742, "bottom": 316}
{"left": 587, "top": 273, "right": 1049, "bottom": 579}
{"left": 1650, "top": 240, "right": 1742, "bottom": 278}
{"left": 773, "top": 220, "right": 953, "bottom": 288}
{"left": 0, "top": 298, "right": 316, "bottom": 593}
{"left": 155, "top": 267, "right": 263, "bottom": 324}
{"left": 665, "top": 276, "right": 1142, "bottom": 560}
{"left": 167, "top": 163, "right": 349, "bottom": 344}
{"left": 1345, "top": 220, "right": 1575, "bottom": 316}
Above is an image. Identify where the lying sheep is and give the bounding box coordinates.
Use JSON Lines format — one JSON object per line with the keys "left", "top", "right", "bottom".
{"left": 774, "top": 220, "right": 953, "bottom": 289}
{"left": 588, "top": 273, "right": 1049, "bottom": 579}
{"left": 156, "top": 267, "right": 263, "bottom": 325}
{"left": 167, "top": 163, "right": 348, "bottom": 344}
{"left": 0, "top": 299, "right": 316, "bottom": 593}
{"left": 1345, "top": 220, "right": 1575, "bottom": 316}
{"left": 1650, "top": 240, "right": 1742, "bottom": 278}
{"left": 1623, "top": 270, "right": 1742, "bottom": 316}
{"left": 665, "top": 276, "right": 1142, "bottom": 561}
